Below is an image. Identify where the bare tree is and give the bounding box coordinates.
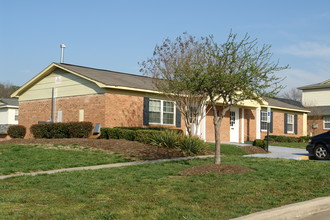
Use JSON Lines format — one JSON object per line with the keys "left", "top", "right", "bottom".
{"left": 281, "top": 88, "right": 302, "bottom": 102}
{"left": 0, "top": 81, "right": 19, "bottom": 98}
{"left": 140, "top": 34, "right": 209, "bottom": 136}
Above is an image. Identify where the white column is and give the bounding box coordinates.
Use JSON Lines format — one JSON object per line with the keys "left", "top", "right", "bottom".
{"left": 256, "top": 107, "right": 261, "bottom": 139}
{"left": 241, "top": 108, "right": 245, "bottom": 143}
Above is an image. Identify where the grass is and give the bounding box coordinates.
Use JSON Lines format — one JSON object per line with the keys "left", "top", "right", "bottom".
{"left": 270, "top": 142, "right": 307, "bottom": 149}
{"left": 206, "top": 143, "right": 248, "bottom": 156}
{"left": 0, "top": 144, "right": 133, "bottom": 175}
{"left": 1, "top": 156, "right": 330, "bottom": 219}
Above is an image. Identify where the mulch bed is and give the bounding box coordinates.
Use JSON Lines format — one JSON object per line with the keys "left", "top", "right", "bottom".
{"left": 0, "top": 139, "right": 266, "bottom": 174}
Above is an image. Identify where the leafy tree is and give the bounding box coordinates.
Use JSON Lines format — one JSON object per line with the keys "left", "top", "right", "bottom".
{"left": 203, "top": 33, "right": 288, "bottom": 164}
{"left": 140, "top": 34, "right": 209, "bottom": 136}
{"left": 141, "top": 32, "right": 287, "bottom": 165}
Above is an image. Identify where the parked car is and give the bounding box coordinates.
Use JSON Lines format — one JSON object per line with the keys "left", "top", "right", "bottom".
{"left": 306, "top": 131, "right": 330, "bottom": 160}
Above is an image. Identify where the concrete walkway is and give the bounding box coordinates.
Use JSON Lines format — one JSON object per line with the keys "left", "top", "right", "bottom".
{"left": 0, "top": 155, "right": 213, "bottom": 180}
{"left": 231, "top": 196, "right": 330, "bottom": 220}
{"left": 244, "top": 145, "right": 313, "bottom": 160}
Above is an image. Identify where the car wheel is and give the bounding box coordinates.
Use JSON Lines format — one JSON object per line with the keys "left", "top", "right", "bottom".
{"left": 314, "top": 144, "right": 330, "bottom": 160}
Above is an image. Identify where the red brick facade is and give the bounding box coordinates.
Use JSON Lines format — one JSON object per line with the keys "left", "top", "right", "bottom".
{"left": 19, "top": 92, "right": 306, "bottom": 142}
{"left": 307, "top": 115, "right": 329, "bottom": 136}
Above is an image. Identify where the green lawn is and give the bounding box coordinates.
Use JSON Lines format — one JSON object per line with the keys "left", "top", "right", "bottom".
{"left": 0, "top": 144, "right": 133, "bottom": 175}
{"left": 1, "top": 148, "right": 329, "bottom": 219}
{"left": 270, "top": 142, "right": 307, "bottom": 149}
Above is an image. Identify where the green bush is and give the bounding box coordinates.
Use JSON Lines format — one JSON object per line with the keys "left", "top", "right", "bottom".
{"left": 7, "top": 125, "right": 26, "bottom": 139}
{"left": 265, "top": 135, "right": 310, "bottom": 143}
{"left": 179, "top": 135, "right": 206, "bottom": 156}
{"left": 135, "top": 130, "right": 161, "bottom": 144}
{"left": 253, "top": 139, "right": 265, "bottom": 148}
{"left": 149, "top": 130, "right": 180, "bottom": 148}
{"left": 30, "top": 122, "right": 93, "bottom": 139}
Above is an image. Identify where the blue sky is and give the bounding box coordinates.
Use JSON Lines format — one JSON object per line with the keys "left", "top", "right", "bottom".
{"left": 1, "top": 0, "right": 330, "bottom": 94}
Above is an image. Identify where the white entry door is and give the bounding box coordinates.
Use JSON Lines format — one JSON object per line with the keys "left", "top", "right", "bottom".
{"left": 230, "top": 107, "right": 239, "bottom": 143}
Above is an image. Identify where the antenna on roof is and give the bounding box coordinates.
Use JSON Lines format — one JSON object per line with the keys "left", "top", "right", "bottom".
{"left": 60, "top": 44, "right": 66, "bottom": 63}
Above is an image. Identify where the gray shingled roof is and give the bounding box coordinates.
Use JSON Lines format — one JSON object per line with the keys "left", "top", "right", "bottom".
{"left": 0, "top": 98, "right": 18, "bottom": 107}
{"left": 305, "top": 106, "right": 330, "bottom": 116}
{"left": 55, "top": 63, "right": 308, "bottom": 112}
{"left": 263, "top": 97, "right": 306, "bottom": 111}
{"left": 298, "top": 79, "right": 330, "bottom": 90}
{"left": 56, "top": 63, "right": 157, "bottom": 91}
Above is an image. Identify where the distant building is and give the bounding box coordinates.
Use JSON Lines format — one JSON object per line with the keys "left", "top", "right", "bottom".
{"left": 0, "top": 98, "right": 19, "bottom": 138}
{"left": 298, "top": 80, "right": 330, "bottom": 136}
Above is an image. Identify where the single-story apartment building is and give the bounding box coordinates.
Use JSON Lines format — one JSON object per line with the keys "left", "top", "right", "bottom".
{"left": 12, "top": 62, "right": 309, "bottom": 142}
{"left": 0, "top": 98, "right": 19, "bottom": 139}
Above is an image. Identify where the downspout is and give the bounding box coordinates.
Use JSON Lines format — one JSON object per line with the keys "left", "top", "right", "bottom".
{"left": 51, "top": 88, "right": 56, "bottom": 122}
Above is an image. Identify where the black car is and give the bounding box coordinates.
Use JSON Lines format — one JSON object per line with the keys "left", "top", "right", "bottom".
{"left": 307, "top": 131, "right": 330, "bottom": 160}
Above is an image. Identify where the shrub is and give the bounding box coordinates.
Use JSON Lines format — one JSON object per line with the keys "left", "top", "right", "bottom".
{"left": 30, "top": 122, "right": 93, "bottom": 139}
{"left": 253, "top": 139, "right": 265, "bottom": 148}
{"left": 149, "top": 130, "right": 180, "bottom": 148}
{"left": 179, "top": 135, "right": 206, "bottom": 156}
{"left": 7, "top": 125, "right": 26, "bottom": 139}
{"left": 135, "top": 130, "right": 161, "bottom": 144}
{"left": 264, "top": 135, "right": 310, "bottom": 143}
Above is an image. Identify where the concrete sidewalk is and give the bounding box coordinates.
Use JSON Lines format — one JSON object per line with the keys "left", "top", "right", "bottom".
{"left": 0, "top": 155, "right": 213, "bottom": 180}
{"left": 231, "top": 196, "right": 330, "bottom": 220}
{"left": 244, "top": 145, "right": 313, "bottom": 160}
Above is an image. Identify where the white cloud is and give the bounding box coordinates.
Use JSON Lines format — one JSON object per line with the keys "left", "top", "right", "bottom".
{"left": 279, "top": 42, "right": 330, "bottom": 59}
{"left": 277, "top": 68, "right": 327, "bottom": 93}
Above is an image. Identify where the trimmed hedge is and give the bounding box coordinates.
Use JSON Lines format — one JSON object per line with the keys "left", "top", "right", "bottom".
{"left": 264, "top": 135, "right": 311, "bottom": 143}
{"left": 7, "top": 125, "right": 26, "bottom": 139}
{"left": 30, "top": 122, "right": 93, "bottom": 139}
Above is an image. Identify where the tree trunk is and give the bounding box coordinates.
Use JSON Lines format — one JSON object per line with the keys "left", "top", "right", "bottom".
{"left": 214, "top": 118, "right": 222, "bottom": 164}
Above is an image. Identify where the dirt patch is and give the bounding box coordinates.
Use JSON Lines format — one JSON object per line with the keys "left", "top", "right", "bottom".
{"left": 240, "top": 146, "right": 268, "bottom": 154}
{"left": 178, "top": 164, "right": 253, "bottom": 176}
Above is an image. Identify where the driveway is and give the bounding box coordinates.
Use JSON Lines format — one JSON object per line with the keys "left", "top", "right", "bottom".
{"left": 244, "top": 145, "right": 313, "bottom": 160}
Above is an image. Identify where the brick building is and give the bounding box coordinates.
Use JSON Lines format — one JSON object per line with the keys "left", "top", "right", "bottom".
{"left": 12, "top": 63, "right": 309, "bottom": 142}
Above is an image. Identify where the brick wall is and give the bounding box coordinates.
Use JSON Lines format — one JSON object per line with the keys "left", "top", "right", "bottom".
{"left": 307, "top": 115, "right": 329, "bottom": 136}
{"left": 244, "top": 108, "right": 256, "bottom": 141}
{"left": 19, "top": 93, "right": 185, "bottom": 138}
{"left": 260, "top": 111, "right": 304, "bottom": 139}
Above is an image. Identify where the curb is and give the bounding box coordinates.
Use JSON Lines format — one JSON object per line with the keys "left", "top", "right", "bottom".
{"left": 231, "top": 196, "right": 330, "bottom": 220}
{"left": 0, "top": 155, "right": 214, "bottom": 180}
{"left": 300, "top": 156, "right": 311, "bottom": 160}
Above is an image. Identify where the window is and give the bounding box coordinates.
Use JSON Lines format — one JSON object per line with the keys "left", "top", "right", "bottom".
{"left": 260, "top": 111, "right": 268, "bottom": 131}
{"left": 149, "top": 99, "right": 175, "bottom": 125}
{"left": 287, "top": 114, "right": 294, "bottom": 133}
{"left": 14, "top": 109, "right": 19, "bottom": 121}
{"left": 230, "top": 111, "right": 235, "bottom": 126}
{"left": 324, "top": 116, "right": 330, "bottom": 129}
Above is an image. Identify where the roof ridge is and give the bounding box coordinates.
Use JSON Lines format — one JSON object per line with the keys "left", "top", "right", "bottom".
{"left": 54, "top": 62, "right": 152, "bottom": 80}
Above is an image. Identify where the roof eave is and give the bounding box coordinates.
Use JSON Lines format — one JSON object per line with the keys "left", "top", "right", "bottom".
{"left": 261, "top": 104, "right": 310, "bottom": 113}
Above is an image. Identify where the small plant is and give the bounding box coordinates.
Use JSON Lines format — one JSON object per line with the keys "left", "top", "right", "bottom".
{"left": 7, "top": 125, "right": 26, "bottom": 139}
{"left": 179, "top": 135, "right": 205, "bottom": 156}
{"left": 253, "top": 139, "right": 265, "bottom": 148}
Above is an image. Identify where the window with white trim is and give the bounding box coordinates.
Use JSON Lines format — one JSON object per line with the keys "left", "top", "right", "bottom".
{"left": 260, "top": 111, "right": 268, "bottom": 131}
{"left": 149, "top": 99, "right": 175, "bottom": 125}
{"left": 287, "top": 114, "right": 294, "bottom": 133}
{"left": 324, "top": 116, "right": 330, "bottom": 129}
{"left": 14, "top": 109, "right": 19, "bottom": 121}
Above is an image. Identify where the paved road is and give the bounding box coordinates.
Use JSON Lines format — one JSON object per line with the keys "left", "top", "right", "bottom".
{"left": 244, "top": 145, "right": 313, "bottom": 160}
